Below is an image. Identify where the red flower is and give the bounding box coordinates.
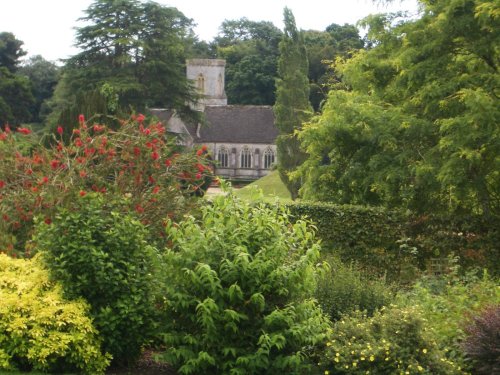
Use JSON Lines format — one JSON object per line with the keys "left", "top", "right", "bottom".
{"left": 50, "top": 160, "right": 60, "bottom": 169}
{"left": 79, "top": 170, "right": 87, "bottom": 178}
{"left": 0, "top": 133, "right": 7, "bottom": 141}
{"left": 79, "top": 190, "right": 86, "bottom": 197}
{"left": 134, "top": 147, "right": 141, "bottom": 156}
{"left": 84, "top": 147, "right": 95, "bottom": 156}
{"left": 152, "top": 186, "right": 160, "bottom": 194}
{"left": 25, "top": 168, "right": 33, "bottom": 175}
{"left": 143, "top": 128, "right": 151, "bottom": 135}
{"left": 151, "top": 151, "right": 159, "bottom": 160}
{"left": 165, "top": 159, "right": 172, "bottom": 167}
{"left": 196, "top": 149, "right": 203, "bottom": 156}
{"left": 73, "top": 129, "right": 81, "bottom": 135}
{"left": 93, "top": 124, "right": 105, "bottom": 132}
{"left": 0, "top": 181, "right": 4, "bottom": 188}
{"left": 57, "top": 126, "right": 63, "bottom": 135}
{"left": 196, "top": 173, "right": 202, "bottom": 180}
{"left": 201, "top": 145, "right": 207, "bottom": 152}
{"left": 137, "top": 113, "right": 145, "bottom": 124}
{"left": 17, "top": 127, "right": 31, "bottom": 135}
{"left": 32, "top": 154, "right": 43, "bottom": 164}
{"left": 79, "top": 114, "right": 85, "bottom": 124}
{"left": 135, "top": 204, "right": 145, "bottom": 213}
{"left": 44, "top": 218, "right": 52, "bottom": 225}
{"left": 74, "top": 138, "right": 83, "bottom": 147}
{"left": 196, "top": 163, "right": 205, "bottom": 172}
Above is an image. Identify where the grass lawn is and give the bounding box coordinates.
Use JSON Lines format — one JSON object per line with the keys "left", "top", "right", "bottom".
{"left": 233, "top": 170, "right": 291, "bottom": 202}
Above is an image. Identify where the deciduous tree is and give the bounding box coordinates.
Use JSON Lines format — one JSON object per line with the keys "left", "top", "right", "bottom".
{"left": 298, "top": 0, "right": 500, "bottom": 216}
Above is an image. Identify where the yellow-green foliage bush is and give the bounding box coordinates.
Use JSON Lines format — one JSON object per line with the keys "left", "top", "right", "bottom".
{"left": 0, "top": 253, "right": 110, "bottom": 374}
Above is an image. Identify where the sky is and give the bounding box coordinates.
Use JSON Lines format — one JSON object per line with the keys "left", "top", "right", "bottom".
{"left": 1, "top": 0, "right": 419, "bottom": 63}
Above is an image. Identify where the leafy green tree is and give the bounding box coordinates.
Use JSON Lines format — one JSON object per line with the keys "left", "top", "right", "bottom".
{"left": 49, "top": 0, "right": 198, "bottom": 129}
{"left": 298, "top": 0, "right": 499, "bottom": 216}
{"left": 19, "top": 55, "right": 60, "bottom": 123}
{"left": 273, "top": 8, "right": 313, "bottom": 200}
{"left": 215, "top": 18, "right": 282, "bottom": 105}
{"left": 304, "top": 24, "right": 364, "bottom": 110}
{"left": 0, "top": 33, "right": 34, "bottom": 125}
{"left": 0, "top": 32, "right": 26, "bottom": 73}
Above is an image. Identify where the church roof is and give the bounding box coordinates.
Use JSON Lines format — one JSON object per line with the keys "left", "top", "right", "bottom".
{"left": 188, "top": 105, "right": 278, "bottom": 144}
{"left": 149, "top": 105, "right": 279, "bottom": 145}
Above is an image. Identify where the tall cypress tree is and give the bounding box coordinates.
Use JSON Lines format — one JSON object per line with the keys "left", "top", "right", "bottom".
{"left": 273, "top": 7, "right": 312, "bottom": 200}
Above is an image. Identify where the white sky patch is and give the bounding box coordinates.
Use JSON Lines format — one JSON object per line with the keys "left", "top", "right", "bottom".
{"left": 1, "top": 0, "right": 419, "bottom": 63}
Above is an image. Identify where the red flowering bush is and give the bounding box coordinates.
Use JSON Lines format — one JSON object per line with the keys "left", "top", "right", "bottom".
{"left": 0, "top": 115, "right": 213, "bottom": 255}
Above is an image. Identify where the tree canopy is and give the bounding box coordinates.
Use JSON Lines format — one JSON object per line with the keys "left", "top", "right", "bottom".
{"left": 48, "top": 0, "right": 199, "bottom": 130}
{"left": 298, "top": 0, "right": 499, "bottom": 217}
{"left": 0, "top": 33, "right": 34, "bottom": 126}
{"left": 215, "top": 18, "right": 282, "bottom": 105}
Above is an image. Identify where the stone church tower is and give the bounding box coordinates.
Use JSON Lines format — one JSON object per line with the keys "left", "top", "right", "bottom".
{"left": 186, "top": 59, "right": 227, "bottom": 108}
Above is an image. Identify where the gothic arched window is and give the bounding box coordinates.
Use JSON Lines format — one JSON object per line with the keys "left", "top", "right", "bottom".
{"left": 240, "top": 146, "right": 252, "bottom": 169}
{"left": 263, "top": 147, "right": 275, "bottom": 169}
{"left": 217, "top": 146, "right": 229, "bottom": 168}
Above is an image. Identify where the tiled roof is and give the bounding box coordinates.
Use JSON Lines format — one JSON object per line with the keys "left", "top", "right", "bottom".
{"left": 187, "top": 105, "right": 278, "bottom": 144}
{"left": 150, "top": 105, "right": 279, "bottom": 145}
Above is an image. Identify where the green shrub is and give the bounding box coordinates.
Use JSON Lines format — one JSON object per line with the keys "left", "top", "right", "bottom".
{"left": 397, "top": 269, "right": 500, "bottom": 370}
{"left": 33, "top": 193, "right": 162, "bottom": 365}
{"left": 462, "top": 304, "right": 500, "bottom": 375}
{"left": 160, "top": 189, "right": 330, "bottom": 374}
{"left": 315, "top": 255, "right": 393, "bottom": 321}
{"left": 0, "top": 253, "right": 110, "bottom": 374}
{"left": 320, "top": 306, "right": 462, "bottom": 374}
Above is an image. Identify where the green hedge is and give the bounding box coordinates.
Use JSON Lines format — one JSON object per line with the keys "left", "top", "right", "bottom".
{"left": 286, "top": 201, "right": 499, "bottom": 279}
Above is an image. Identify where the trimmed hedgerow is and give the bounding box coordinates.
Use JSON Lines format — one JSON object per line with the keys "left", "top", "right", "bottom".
{"left": 286, "top": 201, "right": 499, "bottom": 279}
{"left": 0, "top": 254, "right": 110, "bottom": 374}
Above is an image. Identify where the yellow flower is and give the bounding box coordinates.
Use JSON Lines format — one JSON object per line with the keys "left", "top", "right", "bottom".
{"left": 326, "top": 342, "right": 332, "bottom": 347}
{"left": 422, "top": 348, "right": 427, "bottom": 354}
{"left": 325, "top": 371, "right": 329, "bottom": 375}
{"left": 418, "top": 366, "right": 424, "bottom": 372}
{"left": 369, "top": 355, "right": 375, "bottom": 361}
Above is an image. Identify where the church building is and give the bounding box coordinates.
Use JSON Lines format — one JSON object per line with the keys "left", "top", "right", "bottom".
{"left": 150, "top": 59, "right": 279, "bottom": 181}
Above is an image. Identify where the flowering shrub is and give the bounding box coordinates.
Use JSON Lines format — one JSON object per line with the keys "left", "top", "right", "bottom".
{"left": 160, "top": 187, "right": 330, "bottom": 374}
{"left": 320, "top": 306, "right": 461, "bottom": 374}
{"left": 34, "top": 193, "right": 163, "bottom": 365}
{"left": 0, "top": 253, "right": 110, "bottom": 374}
{"left": 0, "top": 115, "right": 213, "bottom": 255}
